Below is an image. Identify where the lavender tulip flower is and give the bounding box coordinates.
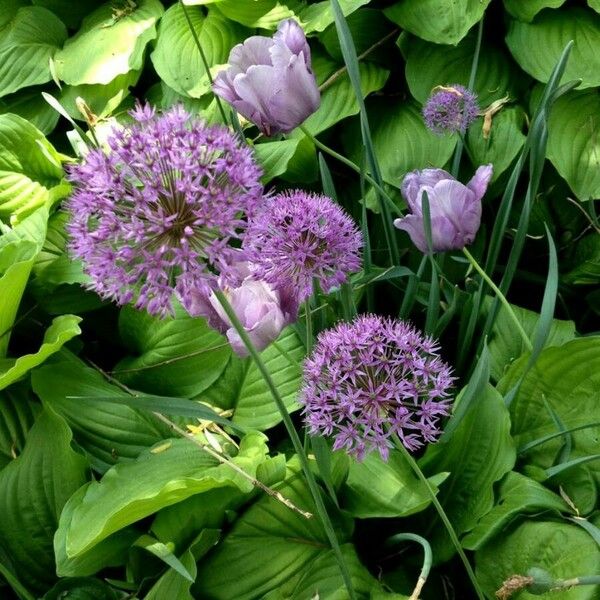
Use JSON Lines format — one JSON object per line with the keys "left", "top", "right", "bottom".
{"left": 213, "top": 19, "right": 320, "bottom": 136}
{"left": 393, "top": 165, "right": 493, "bottom": 253}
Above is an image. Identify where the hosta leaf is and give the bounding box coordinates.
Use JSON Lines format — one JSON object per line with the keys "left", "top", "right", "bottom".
{"left": 590, "top": 0, "right": 600, "bottom": 13}
{"left": 385, "top": 0, "right": 491, "bottom": 46}
{"left": 0, "top": 7, "right": 67, "bottom": 98}
{"left": 0, "top": 87, "right": 60, "bottom": 135}
{"left": 0, "top": 408, "right": 88, "bottom": 592}
{"left": 54, "top": 0, "right": 164, "bottom": 86}
{"left": 0, "top": 382, "right": 38, "bottom": 469}
{"left": 32, "top": 357, "right": 171, "bottom": 473}
{"left": 547, "top": 89, "right": 600, "bottom": 201}
{"left": 506, "top": 8, "right": 600, "bottom": 89}
{"left": 214, "top": 0, "right": 301, "bottom": 29}
{"left": 114, "top": 304, "right": 231, "bottom": 398}
{"left": 253, "top": 139, "right": 300, "bottom": 183}
{"left": 476, "top": 521, "right": 600, "bottom": 600}
{"left": 564, "top": 234, "right": 600, "bottom": 285}
{"left": 60, "top": 432, "right": 270, "bottom": 558}
{"left": 31, "top": 0, "right": 104, "bottom": 29}
{"left": 300, "top": 0, "right": 369, "bottom": 33}
{"left": 503, "top": 0, "right": 566, "bottom": 22}
{"left": 151, "top": 5, "right": 246, "bottom": 99}
{"left": 0, "top": 314, "right": 81, "bottom": 391}
{"left": 399, "top": 31, "right": 518, "bottom": 107}
{"left": 0, "top": 114, "right": 63, "bottom": 223}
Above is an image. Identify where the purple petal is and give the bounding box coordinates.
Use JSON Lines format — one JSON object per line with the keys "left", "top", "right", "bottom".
{"left": 394, "top": 214, "right": 428, "bottom": 253}
{"left": 213, "top": 70, "right": 239, "bottom": 104}
{"left": 401, "top": 168, "right": 454, "bottom": 210}
{"left": 228, "top": 37, "right": 274, "bottom": 75}
{"left": 274, "top": 19, "right": 311, "bottom": 64}
{"left": 466, "top": 164, "right": 493, "bottom": 202}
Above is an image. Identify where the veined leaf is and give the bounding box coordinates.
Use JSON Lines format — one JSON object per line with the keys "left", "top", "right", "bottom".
{"left": 503, "top": 0, "right": 566, "bottom": 22}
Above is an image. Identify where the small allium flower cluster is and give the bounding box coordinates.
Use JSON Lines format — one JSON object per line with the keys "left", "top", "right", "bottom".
{"left": 300, "top": 315, "right": 454, "bottom": 461}
{"left": 244, "top": 191, "right": 362, "bottom": 302}
{"left": 423, "top": 84, "right": 479, "bottom": 135}
{"left": 66, "top": 104, "right": 263, "bottom": 317}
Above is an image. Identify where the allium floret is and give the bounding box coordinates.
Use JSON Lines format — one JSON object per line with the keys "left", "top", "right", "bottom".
{"left": 66, "top": 103, "right": 264, "bottom": 317}
{"left": 300, "top": 315, "right": 455, "bottom": 461}
{"left": 423, "top": 84, "right": 479, "bottom": 135}
{"left": 243, "top": 190, "right": 362, "bottom": 302}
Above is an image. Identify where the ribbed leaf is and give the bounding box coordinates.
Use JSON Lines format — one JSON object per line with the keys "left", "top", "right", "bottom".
{"left": 253, "top": 139, "right": 300, "bottom": 183}
{"left": 503, "top": 0, "right": 566, "bottom": 22}
{"left": 0, "top": 382, "right": 38, "bottom": 469}
{"left": 213, "top": 0, "right": 301, "bottom": 29}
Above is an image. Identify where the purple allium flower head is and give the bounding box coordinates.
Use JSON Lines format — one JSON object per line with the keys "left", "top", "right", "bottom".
{"left": 213, "top": 19, "right": 320, "bottom": 136}
{"left": 187, "top": 262, "right": 298, "bottom": 357}
{"left": 394, "top": 165, "right": 493, "bottom": 254}
{"left": 300, "top": 315, "right": 455, "bottom": 461}
{"left": 66, "top": 104, "right": 264, "bottom": 317}
{"left": 423, "top": 84, "right": 479, "bottom": 135}
{"left": 243, "top": 190, "right": 362, "bottom": 302}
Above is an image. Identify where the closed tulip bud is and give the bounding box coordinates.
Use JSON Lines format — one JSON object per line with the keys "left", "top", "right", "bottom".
{"left": 213, "top": 19, "right": 320, "bottom": 136}
{"left": 393, "top": 165, "right": 493, "bottom": 254}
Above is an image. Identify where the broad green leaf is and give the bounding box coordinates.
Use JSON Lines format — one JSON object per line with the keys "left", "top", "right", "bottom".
{"left": 399, "top": 31, "right": 518, "bottom": 107}
{"left": 462, "top": 472, "right": 569, "bottom": 550}
{"left": 0, "top": 7, "right": 67, "bottom": 98}
{"left": 214, "top": 0, "right": 301, "bottom": 29}
{"left": 278, "top": 135, "right": 318, "bottom": 183}
{"left": 484, "top": 297, "right": 576, "bottom": 382}
{"left": 503, "top": 0, "right": 566, "bottom": 22}
{"left": 547, "top": 89, "right": 600, "bottom": 201}
{"left": 200, "top": 326, "right": 305, "bottom": 430}
{"left": 498, "top": 338, "right": 600, "bottom": 509}
{"left": 0, "top": 382, "right": 38, "bottom": 468}
{"left": 145, "top": 546, "right": 197, "bottom": 600}
{"left": 506, "top": 8, "right": 600, "bottom": 89}
{"left": 0, "top": 207, "right": 48, "bottom": 357}
{"left": 32, "top": 358, "right": 171, "bottom": 472}
{"left": 0, "top": 408, "right": 88, "bottom": 592}
{"left": 590, "top": 0, "right": 600, "bottom": 13}
{"left": 43, "top": 577, "right": 119, "bottom": 600}
{"left": 476, "top": 521, "right": 600, "bottom": 600}
{"left": 114, "top": 304, "right": 231, "bottom": 398}
{"left": 342, "top": 98, "right": 456, "bottom": 189}
{"left": 466, "top": 108, "right": 527, "bottom": 181}
{"left": 32, "top": 0, "right": 104, "bottom": 29}
{"left": 0, "top": 0, "right": 29, "bottom": 28}
{"left": 384, "top": 0, "right": 491, "bottom": 46}
{"left": 133, "top": 534, "right": 194, "bottom": 581}
{"left": 195, "top": 462, "right": 388, "bottom": 598}
{"left": 0, "top": 87, "right": 60, "bottom": 135}
{"left": 54, "top": 0, "right": 164, "bottom": 86}
{"left": 300, "top": 0, "right": 369, "bottom": 33}
{"left": 0, "top": 315, "right": 81, "bottom": 390}
{"left": 564, "top": 234, "right": 600, "bottom": 285}
{"left": 0, "top": 114, "right": 63, "bottom": 222}
{"left": 342, "top": 448, "right": 449, "bottom": 518}
{"left": 421, "top": 385, "right": 516, "bottom": 561}
{"left": 253, "top": 139, "right": 301, "bottom": 184}
{"left": 151, "top": 5, "right": 246, "bottom": 99}
{"left": 61, "top": 432, "right": 270, "bottom": 558}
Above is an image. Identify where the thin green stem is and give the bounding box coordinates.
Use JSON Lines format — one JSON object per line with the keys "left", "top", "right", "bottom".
{"left": 213, "top": 289, "right": 357, "bottom": 600}
{"left": 179, "top": 0, "right": 229, "bottom": 125}
{"left": 462, "top": 248, "right": 533, "bottom": 352}
{"left": 299, "top": 125, "right": 400, "bottom": 217}
{"left": 385, "top": 533, "right": 432, "bottom": 600}
{"left": 391, "top": 436, "right": 485, "bottom": 600}
{"left": 304, "top": 300, "right": 313, "bottom": 356}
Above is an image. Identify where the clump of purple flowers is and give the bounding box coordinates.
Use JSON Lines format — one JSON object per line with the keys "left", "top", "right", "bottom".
{"left": 300, "top": 315, "right": 455, "bottom": 461}
{"left": 66, "top": 104, "right": 263, "bottom": 317}
{"left": 423, "top": 84, "right": 479, "bottom": 135}
{"left": 243, "top": 190, "right": 362, "bottom": 302}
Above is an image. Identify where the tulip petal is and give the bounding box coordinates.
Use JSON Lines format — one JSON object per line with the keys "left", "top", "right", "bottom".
{"left": 232, "top": 65, "right": 279, "bottom": 135}
{"left": 274, "top": 19, "right": 311, "bottom": 62}
{"left": 401, "top": 168, "right": 454, "bottom": 211}
{"left": 466, "top": 163, "right": 493, "bottom": 202}
{"left": 228, "top": 37, "right": 273, "bottom": 75}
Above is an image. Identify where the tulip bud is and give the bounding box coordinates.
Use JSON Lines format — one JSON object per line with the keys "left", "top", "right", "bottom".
{"left": 213, "top": 19, "right": 320, "bottom": 136}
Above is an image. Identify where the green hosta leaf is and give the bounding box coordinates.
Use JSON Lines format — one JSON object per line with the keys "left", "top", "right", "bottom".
{"left": 385, "top": 0, "right": 491, "bottom": 46}
{"left": 0, "top": 7, "right": 67, "bottom": 98}
{"left": 0, "top": 408, "right": 88, "bottom": 593}
{"left": 114, "top": 304, "right": 231, "bottom": 398}
{"left": 43, "top": 577, "right": 120, "bottom": 600}
{"left": 200, "top": 326, "right": 304, "bottom": 430}
{"left": 195, "top": 461, "right": 387, "bottom": 598}
{"left": 399, "top": 31, "right": 517, "bottom": 107}
{"left": 151, "top": 5, "right": 246, "bottom": 99}
{"left": 547, "top": 89, "right": 600, "bottom": 201}
{"left": 0, "top": 207, "right": 48, "bottom": 357}
{"left": 421, "top": 385, "right": 516, "bottom": 561}
{"left": 564, "top": 234, "right": 600, "bottom": 285}
{"left": 0, "top": 114, "right": 63, "bottom": 223}
{"left": 498, "top": 338, "right": 600, "bottom": 507}
{"left": 484, "top": 296, "right": 576, "bottom": 382}
{"left": 342, "top": 448, "right": 449, "bottom": 518}
{"left": 253, "top": 139, "right": 301, "bottom": 183}
{"left": 32, "top": 357, "right": 171, "bottom": 472}
{"left": 503, "top": 0, "right": 566, "bottom": 22}
{"left": 0, "top": 315, "right": 81, "bottom": 391}
{"left": 0, "top": 382, "right": 38, "bottom": 468}
{"left": 476, "top": 521, "right": 600, "bottom": 600}
{"left": 145, "top": 546, "right": 197, "bottom": 600}
{"left": 214, "top": 0, "right": 301, "bottom": 29}
{"left": 590, "top": 0, "right": 600, "bottom": 13}
{"left": 0, "top": 88, "right": 60, "bottom": 135}
{"left": 300, "top": 0, "right": 369, "bottom": 33}
{"left": 343, "top": 98, "right": 456, "bottom": 189}
{"left": 463, "top": 472, "right": 569, "bottom": 550}
{"left": 32, "top": 0, "right": 104, "bottom": 29}
{"left": 60, "top": 432, "right": 270, "bottom": 558}
{"left": 54, "top": 0, "right": 164, "bottom": 86}
{"left": 506, "top": 8, "right": 600, "bottom": 89}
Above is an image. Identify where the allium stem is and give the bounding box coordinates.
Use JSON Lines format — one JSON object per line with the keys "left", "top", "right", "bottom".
{"left": 391, "top": 435, "right": 485, "bottom": 600}
{"left": 213, "top": 289, "right": 357, "bottom": 600}
{"left": 385, "top": 533, "right": 432, "bottom": 600}
{"left": 462, "top": 248, "right": 533, "bottom": 352}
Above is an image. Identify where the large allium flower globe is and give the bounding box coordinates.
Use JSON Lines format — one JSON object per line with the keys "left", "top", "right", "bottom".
{"left": 423, "top": 84, "right": 479, "bottom": 135}
{"left": 300, "top": 315, "right": 455, "bottom": 461}
{"left": 66, "top": 104, "right": 263, "bottom": 317}
{"left": 243, "top": 190, "right": 362, "bottom": 301}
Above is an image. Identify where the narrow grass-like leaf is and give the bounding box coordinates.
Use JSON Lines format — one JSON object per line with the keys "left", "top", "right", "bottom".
{"left": 134, "top": 534, "right": 195, "bottom": 582}
{"left": 569, "top": 517, "right": 600, "bottom": 550}
{"left": 519, "top": 422, "right": 600, "bottom": 454}
{"left": 310, "top": 435, "right": 339, "bottom": 508}
{"left": 545, "top": 455, "right": 600, "bottom": 479}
